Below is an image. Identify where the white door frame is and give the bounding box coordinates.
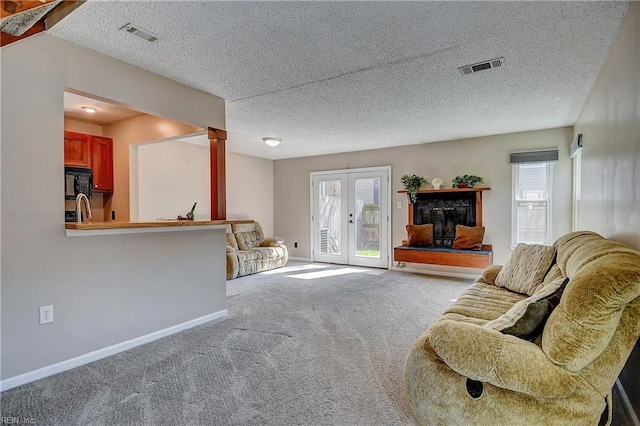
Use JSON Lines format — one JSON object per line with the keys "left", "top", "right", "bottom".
{"left": 310, "top": 166, "right": 392, "bottom": 269}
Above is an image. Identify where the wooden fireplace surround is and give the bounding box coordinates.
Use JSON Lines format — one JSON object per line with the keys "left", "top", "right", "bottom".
{"left": 394, "top": 187, "right": 493, "bottom": 268}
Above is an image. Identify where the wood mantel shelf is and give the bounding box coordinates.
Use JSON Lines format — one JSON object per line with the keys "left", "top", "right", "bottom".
{"left": 398, "top": 187, "right": 491, "bottom": 194}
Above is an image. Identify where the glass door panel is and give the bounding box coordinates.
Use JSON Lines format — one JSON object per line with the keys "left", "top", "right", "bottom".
{"left": 313, "top": 175, "right": 348, "bottom": 264}
{"left": 348, "top": 171, "right": 388, "bottom": 268}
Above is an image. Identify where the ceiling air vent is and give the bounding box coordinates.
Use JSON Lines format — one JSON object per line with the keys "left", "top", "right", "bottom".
{"left": 458, "top": 57, "right": 505, "bottom": 76}
{"left": 119, "top": 23, "right": 159, "bottom": 43}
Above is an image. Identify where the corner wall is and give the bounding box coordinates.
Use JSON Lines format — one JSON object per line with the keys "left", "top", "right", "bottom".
{"left": 226, "top": 152, "right": 274, "bottom": 236}
{"left": 274, "top": 126, "right": 573, "bottom": 268}
{"left": 1, "top": 34, "right": 226, "bottom": 381}
{"left": 573, "top": 2, "right": 640, "bottom": 419}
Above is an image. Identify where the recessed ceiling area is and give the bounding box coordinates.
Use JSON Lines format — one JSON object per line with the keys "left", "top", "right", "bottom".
{"left": 64, "top": 92, "right": 142, "bottom": 125}
{"left": 50, "top": 1, "right": 629, "bottom": 160}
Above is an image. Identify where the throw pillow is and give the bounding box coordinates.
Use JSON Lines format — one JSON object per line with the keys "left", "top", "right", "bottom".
{"left": 484, "top": 277, "right": 569, "bottom": 338}
{"left": 260, "top": 237, "right": 284, "bottom": 247}
{"left": 451, "top": 225, "right": 485, "bottom": 250}
{"left": 406, "top": 224, "right": 434, "bottom": 247}
{"left": 495, "top": 243, "right": 557, "bottom": 295}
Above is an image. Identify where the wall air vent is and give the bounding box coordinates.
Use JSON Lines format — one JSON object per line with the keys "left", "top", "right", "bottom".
{"left": 458, "top": 57, "right": 505, "bottom": 76}
{"left": 119, "top": 23, "right": 159, "bottom": 43}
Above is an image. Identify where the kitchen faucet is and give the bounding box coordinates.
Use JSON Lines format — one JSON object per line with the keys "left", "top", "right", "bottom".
{"left": 75, "top": 193, "right": 92, "bottom": 224}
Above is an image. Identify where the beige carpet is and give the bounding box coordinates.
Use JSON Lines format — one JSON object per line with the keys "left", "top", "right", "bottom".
{"left": 0, "top": 262, "right": 633, "bottom": 425}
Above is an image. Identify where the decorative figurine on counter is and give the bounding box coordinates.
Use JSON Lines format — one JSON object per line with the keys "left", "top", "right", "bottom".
{"left": 178, "top": 202, "right": 197, "bottom": 220}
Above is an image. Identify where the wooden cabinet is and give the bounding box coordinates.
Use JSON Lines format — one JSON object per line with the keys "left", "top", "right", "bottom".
{"left": 64, "top": 132, "right": 91, "bottom": 168}
{"left": 64, "top": 131, "right": 114, "bottom": 193}
{"left": 90, "top": 136, "right": 114, "bottom": 192}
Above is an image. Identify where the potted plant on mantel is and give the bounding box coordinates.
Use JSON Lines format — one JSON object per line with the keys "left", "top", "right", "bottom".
{"left": 452, "top": 174, "right": 484, "bottom": 188}
{"left": 401, "top": 174, "right": 429, "bottom": 203}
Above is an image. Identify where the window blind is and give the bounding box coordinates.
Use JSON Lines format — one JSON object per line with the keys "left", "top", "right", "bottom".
{"left": 509, "top": 149, "right": 559, "bottom": 164}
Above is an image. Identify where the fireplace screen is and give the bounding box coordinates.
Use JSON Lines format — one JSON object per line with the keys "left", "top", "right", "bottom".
{"left": 413, "top": 192, "right": 476, "bottom": 247}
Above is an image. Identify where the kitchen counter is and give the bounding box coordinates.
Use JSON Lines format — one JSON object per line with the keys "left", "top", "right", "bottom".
{"left": 65, "top": 219, "right": 252, "bottom": 237}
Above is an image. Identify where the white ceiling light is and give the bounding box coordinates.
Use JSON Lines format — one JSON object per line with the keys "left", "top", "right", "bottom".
{"left": 263, "top": 137, "right": 281, "bottom": 147}
{"left": 82, "top": 106, "right": 97, "bottom": 114}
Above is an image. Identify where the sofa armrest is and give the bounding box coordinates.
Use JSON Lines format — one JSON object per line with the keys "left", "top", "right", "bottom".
{"left": 261, "top": 237, "right": 284, "bottom": 247}
{"left": 478, "top": 264, "right": 502, "bottom": 285}
{"left": 428, "top": 320, "right": 577, "bottom": 399}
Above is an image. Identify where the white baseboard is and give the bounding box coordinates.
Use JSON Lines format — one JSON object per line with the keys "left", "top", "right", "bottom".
{"left": 392, "top": 265, "right": 479, "bottom": 280}
{"left": 616, "top": 379, "right": 640, "bottom": 426}
{"left": 0, "top": 309, "right": 228, "bottom": 392}
{"left": 288, "top": 257, "right": 312, "bottom": 262}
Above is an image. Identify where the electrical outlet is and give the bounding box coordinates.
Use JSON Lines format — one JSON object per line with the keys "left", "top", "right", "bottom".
{"left": 40, "top": 305, "right": 53, "bottom": 325}
{"left": 397, "top": 200, "right": 402, "bottom": 209}
{"left": 294, "top": 242, "right": 298, "bottom": 248}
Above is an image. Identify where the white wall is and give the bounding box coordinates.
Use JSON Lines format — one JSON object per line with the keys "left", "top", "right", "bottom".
{"left": 572, "top": 2, "right": 639, "bottom": 416}
{"left": 103, "top": 115, "right": 204, "bottom": 222}
{"left": 1, "top": 34, "right": 226, "bottom": 381}
{"left": 137, "top": 140, "right": 210, "bottom": 221}
{"left": 227, "top": 151, "right": 275, "bottom": 236}
{"left": 274, "top": 127, "right": 573, "bottom": 269}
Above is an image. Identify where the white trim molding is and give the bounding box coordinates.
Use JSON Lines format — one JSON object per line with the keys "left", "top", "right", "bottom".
{"left": 0, "top": 309, "right": 228, "bottom": 391}
{"left": 288, "top": 257, "right": 313, "bottom": 262}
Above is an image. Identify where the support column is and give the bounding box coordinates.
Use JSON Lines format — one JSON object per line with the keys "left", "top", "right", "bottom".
{"left": 208, "top": 127, "right": 227, "bottom": 220}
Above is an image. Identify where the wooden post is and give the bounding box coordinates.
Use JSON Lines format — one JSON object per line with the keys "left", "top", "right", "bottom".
{"left": 208, "top": 127, "right": 227, "bottom": 220}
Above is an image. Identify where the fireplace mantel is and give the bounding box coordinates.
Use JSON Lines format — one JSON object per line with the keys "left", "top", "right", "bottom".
{"left": 394, "top": 187, "right": 492, "bottom": 268}
{"left": 398, "top": 187, "right": 491, "bottom": 194}
{"left": 398, "top": 187, "right": 491, "bottom": 233}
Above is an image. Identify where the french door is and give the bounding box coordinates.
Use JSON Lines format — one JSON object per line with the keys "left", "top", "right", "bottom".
{"left": 311, "top": 167, "right": 390, "bottom": 268}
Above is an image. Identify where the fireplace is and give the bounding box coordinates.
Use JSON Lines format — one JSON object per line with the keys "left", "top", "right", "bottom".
{"left": 396, "top": 187, "right": 492, "bottom": 268}
{"left": 413, "top": 192, "right": 477, "bottom": 247}
{"left": 403, "top": 187, "right": 488, "bottom": 248}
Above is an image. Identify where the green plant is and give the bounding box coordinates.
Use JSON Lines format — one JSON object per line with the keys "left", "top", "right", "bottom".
{"left": 452, "top": 174, "right": 484, "bottom": 188}
{"left": 401, "top": 174, "right": 429, "bottom": 203}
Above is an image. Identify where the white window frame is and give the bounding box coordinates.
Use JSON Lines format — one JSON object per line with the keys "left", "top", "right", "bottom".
{"left": 511, "top": 162, "right": 554, "bottom": 247}
{"left": 572, "top": 150, "right": 582, "bottom": 231}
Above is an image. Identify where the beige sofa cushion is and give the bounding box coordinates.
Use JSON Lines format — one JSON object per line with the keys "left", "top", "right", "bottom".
{"left": 444, "top": 281, "right": 527, "bottom": 323}
{"left": 233, "top": 222, "right": 265, "bottom": 250}
{"left": 226, "top": 224, "right": 239, "bottom": 250}
{"left": 495, "top": 243, "right": 556, "bottom": 295}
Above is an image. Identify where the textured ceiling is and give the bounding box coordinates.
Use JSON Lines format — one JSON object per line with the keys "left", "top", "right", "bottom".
{"left": 49, "top": 1, "right": 628, "bottom": 160}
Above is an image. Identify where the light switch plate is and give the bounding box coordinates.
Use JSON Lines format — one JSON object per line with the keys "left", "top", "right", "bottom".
{"left": 397, "top": 201, "right": 402, "bottom": 209}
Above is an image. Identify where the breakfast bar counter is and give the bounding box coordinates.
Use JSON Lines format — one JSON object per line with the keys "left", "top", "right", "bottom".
{"left": 65, "top": 219, "right": 252, "bottom": 237}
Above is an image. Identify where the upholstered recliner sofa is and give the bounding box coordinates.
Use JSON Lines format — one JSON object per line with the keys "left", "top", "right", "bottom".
{"left": 226, "top": 221, "right": 288, "bottom": 280}
{"left": 404, "top": 231, "right": 640, "bottom": 425}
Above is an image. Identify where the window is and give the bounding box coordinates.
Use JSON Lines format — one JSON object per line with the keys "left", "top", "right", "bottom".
{"left": 512, "top": 162, "right": 554, "bottom": 246}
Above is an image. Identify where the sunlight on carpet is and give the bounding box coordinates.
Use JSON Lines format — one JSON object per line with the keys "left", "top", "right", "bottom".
{"left": 287, "top": 267, "right": 367, "bottom": 279}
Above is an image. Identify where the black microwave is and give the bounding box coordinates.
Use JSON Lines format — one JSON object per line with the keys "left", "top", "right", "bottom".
{"left": 65, "top": 167, "right": 93, "bottom": 200}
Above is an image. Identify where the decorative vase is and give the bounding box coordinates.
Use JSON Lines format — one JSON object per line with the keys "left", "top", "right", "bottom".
{"left": 457, "top": 183, "right": 469, "bottom": 188}
{"left": 433, "top": 183, "right": 441, "bottom": 190}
